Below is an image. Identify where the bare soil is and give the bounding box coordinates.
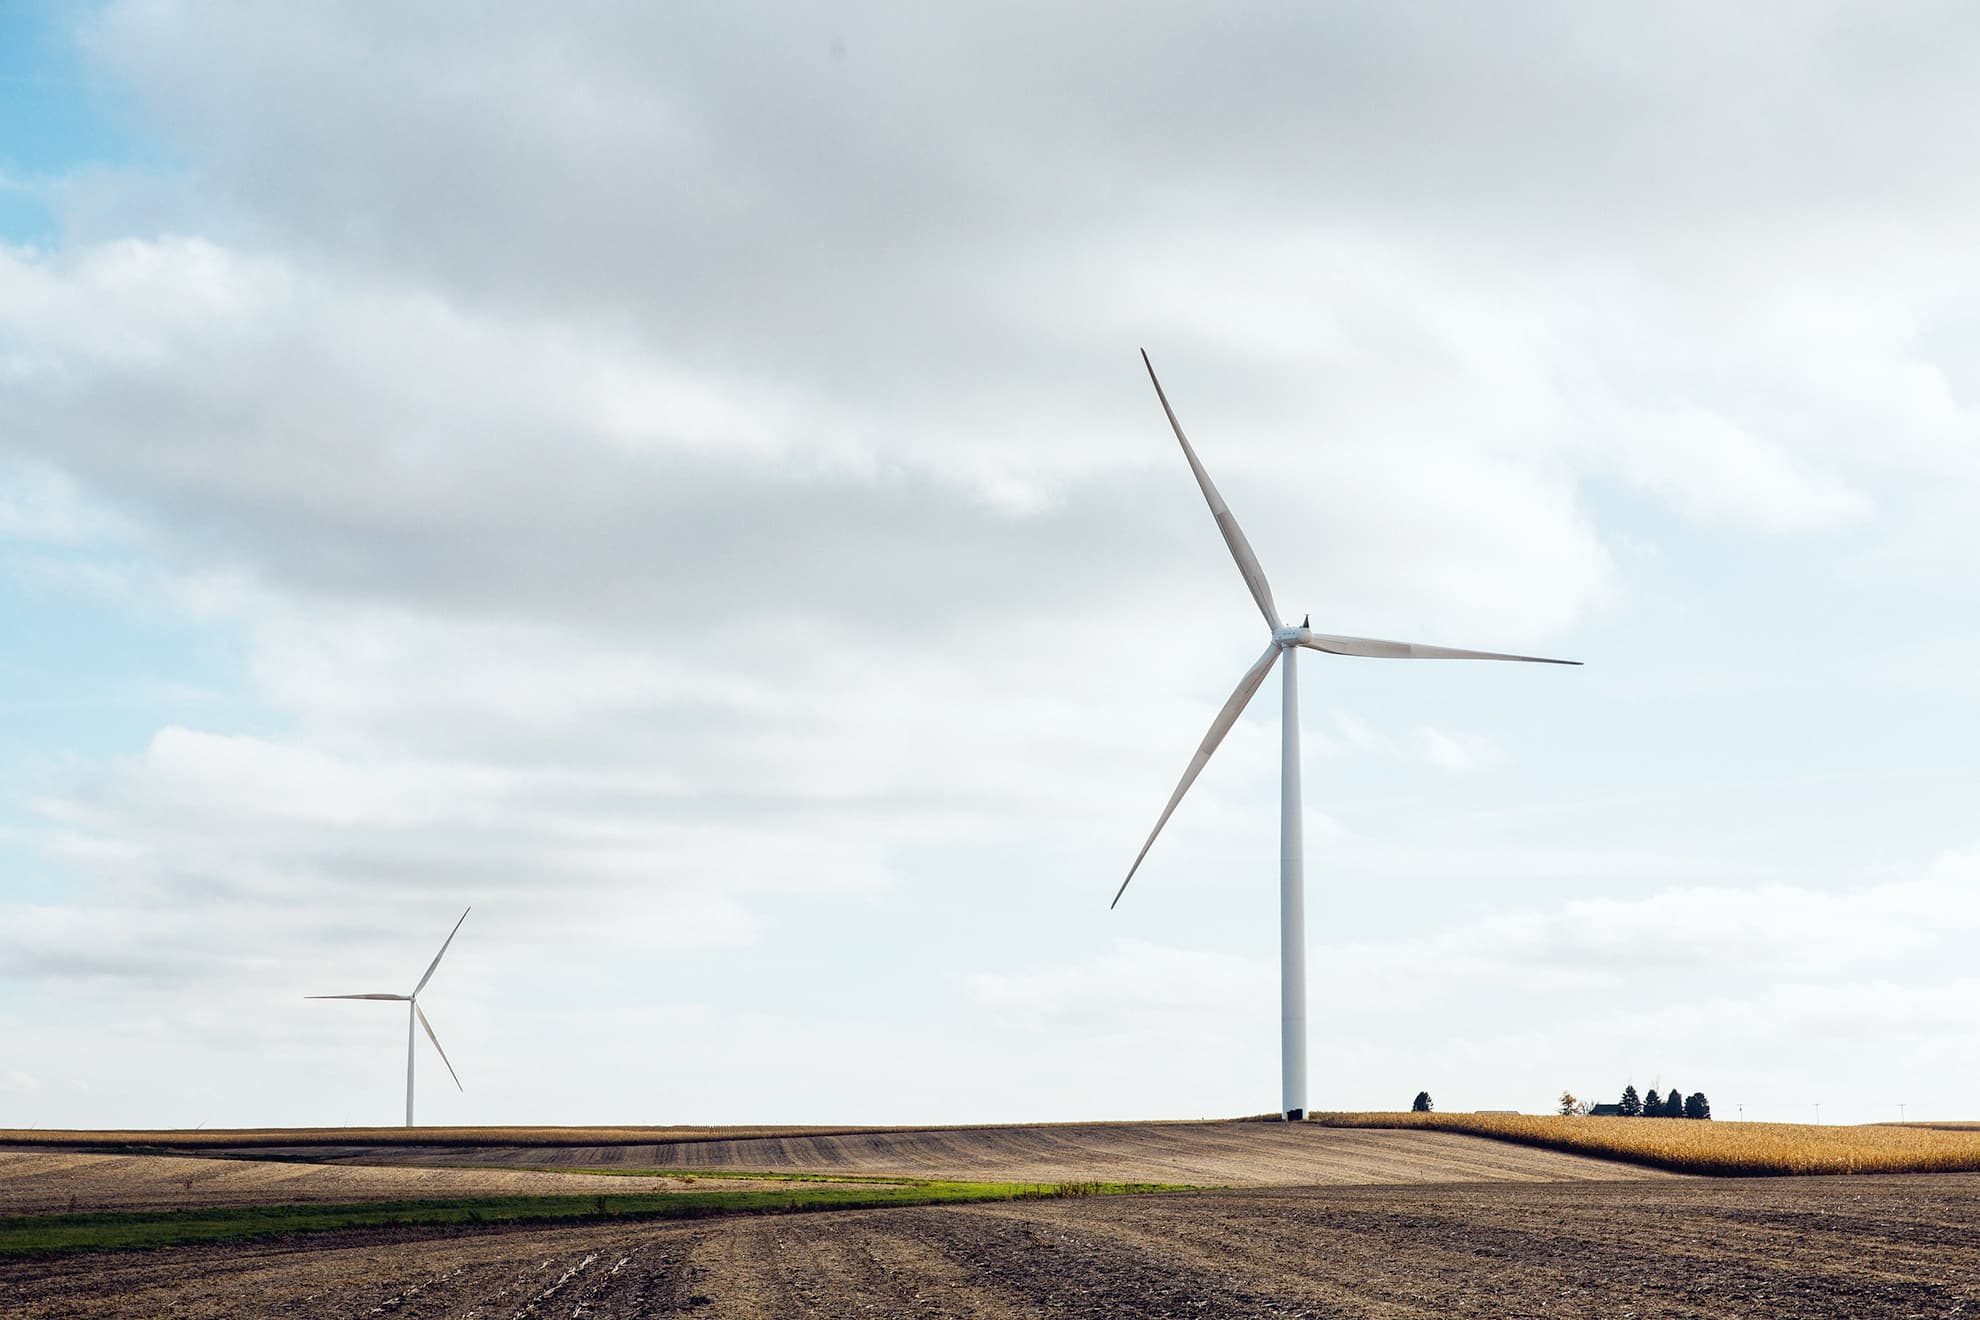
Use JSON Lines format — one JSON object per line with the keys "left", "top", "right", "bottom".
{"left": 0, "top": 1151, "right": 863, "bottom": 1213}
{"left": 206, "top": 1120, "right": 1673, "bottom": 1188}
{"left": 8, "top": 1173, "right": 1980, "bottom": 1317}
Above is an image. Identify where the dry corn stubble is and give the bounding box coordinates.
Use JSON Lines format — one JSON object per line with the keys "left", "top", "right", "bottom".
{"left": 1317, "top": 1111, "right": 1980, "bottom": 1175}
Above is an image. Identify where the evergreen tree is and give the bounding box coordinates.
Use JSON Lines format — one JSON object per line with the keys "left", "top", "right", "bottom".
{"left": 1663, "top": 1084, "right": 1684, "bottom": 1117}
{"left": 1618, "top": 1085, "right": 1641, "bottom": 1117}
{"left": 1411, "top": 1091, "right": 1433, "bottom": 1113}
{"left": 1685, "top": 1092, "right": 1711, "bottom": 1120}
{"left": 1643, "top": 1088, "right": 1663, "bottom": 1117}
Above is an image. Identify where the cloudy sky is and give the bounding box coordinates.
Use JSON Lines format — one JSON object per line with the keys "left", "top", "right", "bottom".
{"left": 3, "top": 1, "right": 1979, "bottom": 1130}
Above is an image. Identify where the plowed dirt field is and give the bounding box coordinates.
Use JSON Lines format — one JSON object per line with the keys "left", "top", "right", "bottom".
{"left": 0, "top": 1151, "right": 863, "bottom": 1213}
{"left": 213, "top": 1120, "right": 1671, "bottom": 1187}
{"left": 9, "top": 1173, "right": 1980, "bottom": 1317}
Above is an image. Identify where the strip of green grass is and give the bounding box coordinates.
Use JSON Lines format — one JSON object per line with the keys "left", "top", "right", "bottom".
{"left": 0, "top": 1180, "right": 1190, "bottom": 1257}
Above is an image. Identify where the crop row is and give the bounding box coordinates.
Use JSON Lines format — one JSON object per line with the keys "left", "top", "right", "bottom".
{"left": 1316, "top": 1111, "right": 1980, "bottom": 1176}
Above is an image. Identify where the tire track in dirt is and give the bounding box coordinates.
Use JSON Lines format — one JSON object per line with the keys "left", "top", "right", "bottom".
{"left": 677, "top": 1209, "right": 1021, "bottom": 1319}
{"left": 875, "top": 1203, "right": 1304, "bottom": 1317}
{"left": 0, "top": 1224, "right": 706, "bottom": 1319}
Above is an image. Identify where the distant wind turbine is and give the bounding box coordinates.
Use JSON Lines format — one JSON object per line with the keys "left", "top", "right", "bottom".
{"left": 1112, "top": 352, "right": 1579, "bottom": 1121}
{"left": 309, "top": 907, "right": 470, "bottom": 1127}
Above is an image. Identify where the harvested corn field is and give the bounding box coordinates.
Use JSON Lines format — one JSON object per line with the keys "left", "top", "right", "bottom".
{"left": 1320, "top": 1111, "right": 1980, "bottom": 1175}
{"left": 178, "top": 1119, "right": 1672, "bottom": 1188}
{"left": 0, "top": 1149, "right": 874, "bottom": 1214}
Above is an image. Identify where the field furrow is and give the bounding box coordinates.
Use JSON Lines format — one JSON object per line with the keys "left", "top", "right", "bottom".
{"left": 10, "top": 1174, "right": 1980, "bottom": 1318}
{"left": 191, "top": 1121, "right": 1665, "bottom": 1188}
{"left": 0, "top": 1150, "right": 890, "bottom": 1213}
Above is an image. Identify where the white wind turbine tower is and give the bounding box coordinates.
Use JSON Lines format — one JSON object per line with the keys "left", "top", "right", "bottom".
{"left": 1112, "top": 352, "right": 1578, "bottom": 1121}
{"left": 309, "top": 908, "right": 471, "bottom": 1127}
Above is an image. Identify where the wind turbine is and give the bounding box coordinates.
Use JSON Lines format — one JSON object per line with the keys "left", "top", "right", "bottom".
{"left": 309, "top": 907, "right": 470, "bottom": 1127}
{"left": 1112, "top": 352, "right": 1578, "bottom": 1121}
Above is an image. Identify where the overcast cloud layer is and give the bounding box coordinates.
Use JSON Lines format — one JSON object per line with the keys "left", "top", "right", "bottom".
{"left": 3, "top": 2, "right": 1980, "bottom": 1127}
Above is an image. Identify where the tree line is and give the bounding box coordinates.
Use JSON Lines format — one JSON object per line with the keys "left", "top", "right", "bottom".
{"left": 1411, "top": 1087, "right": 1711, "bottom": 1118}
{"left": 1614, "top": 1084, "right": 1710, "bottom": 1119}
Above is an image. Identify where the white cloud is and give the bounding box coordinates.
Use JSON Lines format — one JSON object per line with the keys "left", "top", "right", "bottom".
{"left": 1414, "top": 726, "right": 1504, "bottom": 772}
{"left": 0, "top": 462, "right": 120, "bottom": 544}
{"left": 986, "top": 849, "right": 1980, "bottom": 1029}
{"left": 1614, "top": 406, "right": 1874, "bottom": 533}
{"left": 970, "top": 939, "right": 1274, "bottom": 1031}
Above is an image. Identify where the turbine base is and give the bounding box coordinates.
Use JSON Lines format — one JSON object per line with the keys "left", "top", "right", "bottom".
{"left": 1284, "top": 1108, "right": 1305, "bottom": 1121}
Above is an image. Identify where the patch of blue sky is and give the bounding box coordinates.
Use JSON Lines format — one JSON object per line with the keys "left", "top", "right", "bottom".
{"left": 0, "top": 2, "right": 209, "bottom": 915}
{"left": 0, "top": 543, "right": 270, "bottom": 906}
{"left": 0, "top": 0, "right": 163, "bottom": 246}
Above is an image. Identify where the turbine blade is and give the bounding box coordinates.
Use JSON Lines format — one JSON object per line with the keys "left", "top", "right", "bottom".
{"left": 1298, "top": 632, "right": 1581, "bottom": 665}
{"left": 416, "top": 1003, "right": 464, "bottom": 1092}
{"left": 1141, "top": 350, "right": 1280, "bottom": 630}
{"left": 412, "top": 906, "right": 471, "bottom": 996}
{"left": 306, "top": 993, "right": 410, "bottom": 1001}
{"left": 1112, "top": 642, "right": 1282, "bottom": 909}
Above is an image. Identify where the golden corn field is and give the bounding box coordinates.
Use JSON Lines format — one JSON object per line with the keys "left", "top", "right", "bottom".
{"left": 1317, "top": 1111, "right": 1980, "bottom": 1176}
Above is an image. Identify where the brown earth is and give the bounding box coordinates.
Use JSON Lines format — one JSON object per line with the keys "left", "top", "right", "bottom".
{"left": 0, "top": 1150, "right": 866, "bottom": 1213}
{"left": 0, "top": 1124, "right": 895, "bottom": 1149}
{"left": 9, "top": 1173, "right": 1980, "bottom": 1317}
{"left": 201, "top": 1120, "right": 1675, "bottom": 1188}
{"left": 0, "top": 1122, "right": 1660, "bottom": 1214}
